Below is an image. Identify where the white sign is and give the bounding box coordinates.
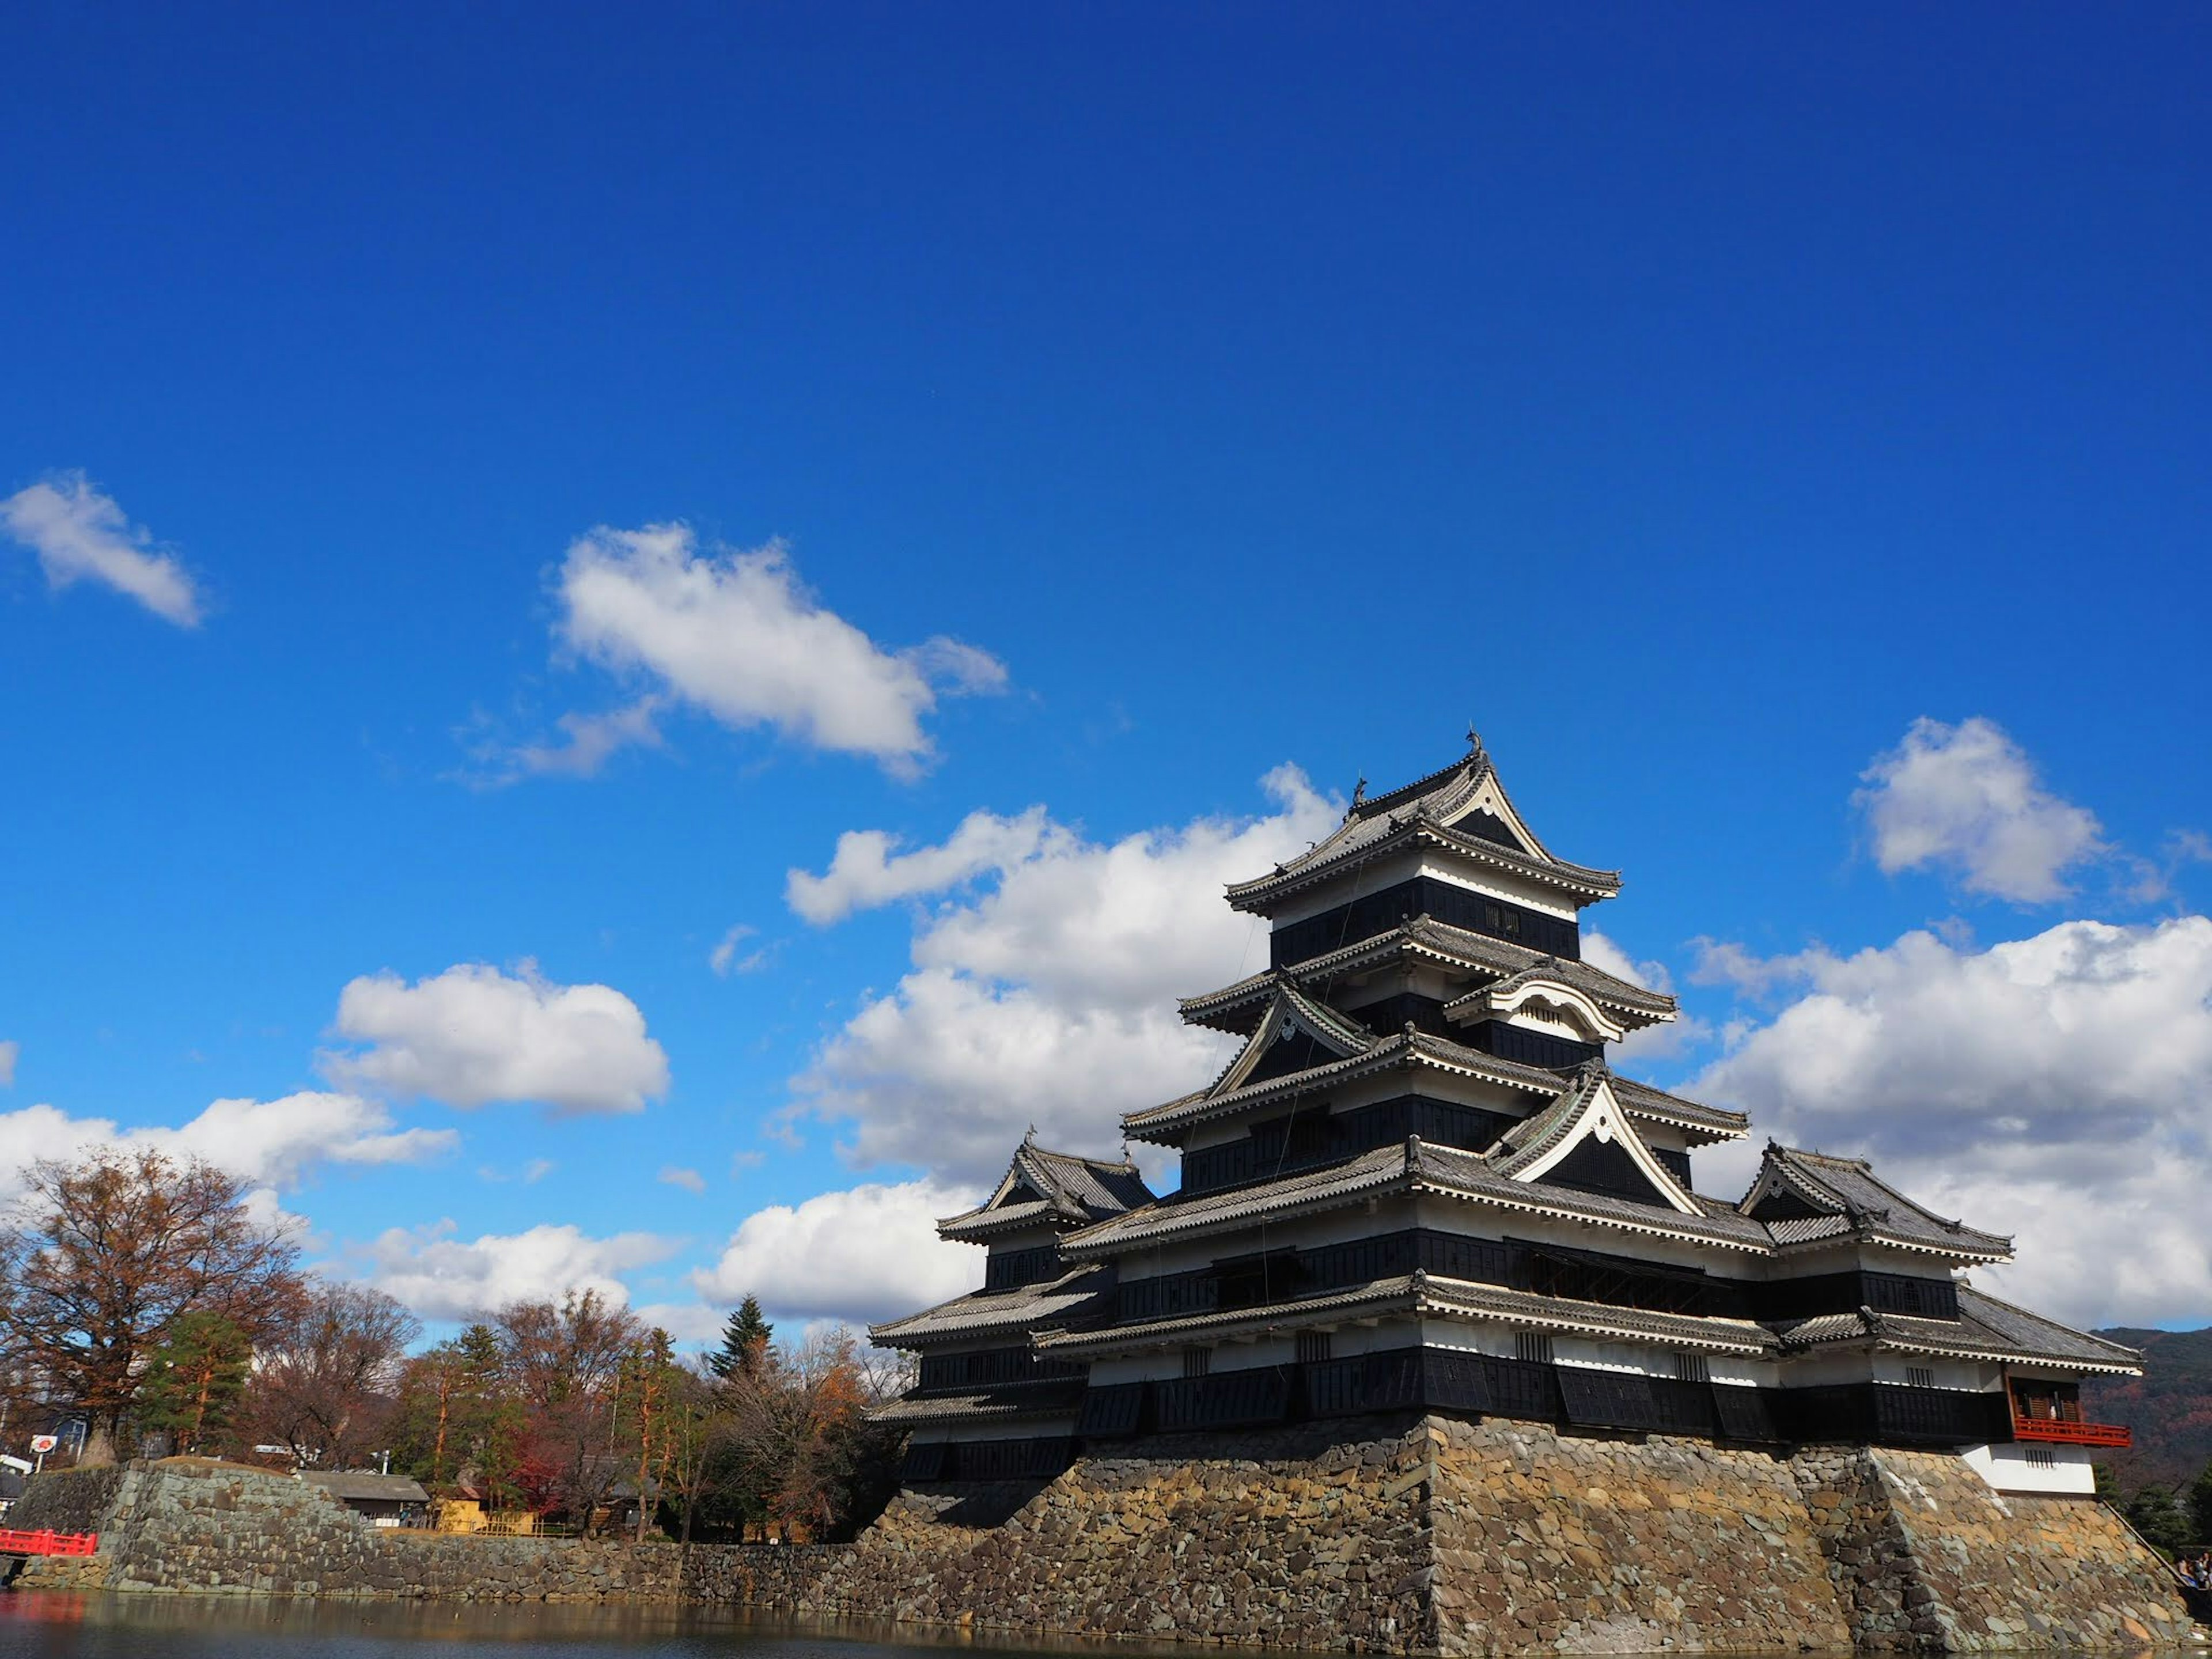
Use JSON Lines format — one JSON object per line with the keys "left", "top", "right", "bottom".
{"left": 28, "top": 1435, "right": 58, "bottom": 1455}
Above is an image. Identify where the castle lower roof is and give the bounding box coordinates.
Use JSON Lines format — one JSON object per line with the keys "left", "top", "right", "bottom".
{"left": 869, "top": 1377, "right": 1086, "bottom": 1428}
{"left": 938, "top": 1141, "right": 1157, "bottom": 1243}
{"left": 1745, "top": 1145, "right": 2012, "bottom": 1263}
{"left": 868, "top": 1264, "right": 1116, "bottom": 1350}
{"left": 1772, "top": 1285, "right": 2142, "bottom": 1377}
{"left": 1035, "top": 1271, "right": 1778, "bottom": 1359}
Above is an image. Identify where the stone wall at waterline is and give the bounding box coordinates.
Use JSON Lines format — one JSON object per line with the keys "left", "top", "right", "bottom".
{"left": 8, "top": 1461, "right": 845, "bottom": 1606}
{"left": 1796, "top": 1445, "right": 2191, "bottom": 1653}
{"left": 789, "top": 1416, "right": 2190, "bottom": 1654}
{"left": 7, "top": 1427, "right": 2193, "bottom": 1653}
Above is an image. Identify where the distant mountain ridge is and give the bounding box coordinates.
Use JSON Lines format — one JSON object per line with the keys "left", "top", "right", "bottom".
{"left": 2085, "top": 1327, "right": 2212, "bottom": 1494}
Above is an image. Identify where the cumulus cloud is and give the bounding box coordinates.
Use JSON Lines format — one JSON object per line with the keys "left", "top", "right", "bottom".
{"left": 0, "top": 1090, "right": 456, "bottom": 1205}
{"left": 358, "top": 1221, "right": 680, "bottom": 1322}
{"left": 793, "top": 765, "right": 1340, "bottom": 1181}
{"left": 1854, "top": 717, "right": 2106, "bottom": 903}
{"left": 1693, "top": 915, "right": 2212, "bottom": 1327}
{"left": 1, "top": 472, "right": 204, "bottom": 626}
{"left": 692, "top": 1177, "right": 980, "bottom": 1327}
{"left": 658, "top": 1165, "right": 707, "bottom": 1194}
{"left": 0, "top": 1040, "right": 16, "bottom": 1087}
{"left": 787, "top": 807, "right": 1050, "bottom": 924}
{"left": 324, "top": 961, "right": 669, "bottom": 1116}
{"left": 553, "top": 525, "right": 1005, "bottom": 777}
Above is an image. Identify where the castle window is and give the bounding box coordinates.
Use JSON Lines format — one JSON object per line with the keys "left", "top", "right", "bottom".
{"left": 1296, "top": 1331, "right": 1332, "bottom": 1365}
{"left": 2024, "top": 1446, "right": 2056, "bottom": 1468}
{"left": 1906, "top": 1366, "right": 1935, "bottom": 1390}
{"left": 1181, "top": 1346, "right": 1212, "bottom": 1378}
{"left": 1516, "top": 1331, "right": 1554, "bottom": 1365}
{"left": 1673, "top": 1352, "right": 1710, "bottom": 1384}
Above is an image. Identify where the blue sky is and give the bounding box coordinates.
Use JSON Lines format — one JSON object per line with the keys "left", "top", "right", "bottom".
{"left": 3, "top": 3, "right": 2208, "bottom": 1338}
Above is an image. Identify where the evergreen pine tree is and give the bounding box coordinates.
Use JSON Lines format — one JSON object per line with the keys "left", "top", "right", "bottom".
{"left": 2127, "top": 1484, "right": 2192, "bottom": 1556}
{"left": 135, "top": 1311, "right": 253, "bottom": 1455}
{"left": 2187, "top": 1461, "right": 2212, "bottom": 1546}
{"left": 708, "top": 1296, "right": 773, "bottom": 1380}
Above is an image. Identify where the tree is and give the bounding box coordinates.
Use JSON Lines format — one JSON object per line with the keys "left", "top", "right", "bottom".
{"left": 2128, "top": 1484, "right": 2192, "bottom": 1556}
{"left": 244, "top": 1281, "right": 419, "bottom": 1469}
{"left": 707, "top": 1296, "right": 773, "bottom": 1380}
{"left": 2188, "top": 1461, "right": 2212, "bottom": 1547}
{"left": 0, "top": 1149, "right": 305, "bottom": 1450}
{"left": 390, "top": 1324, "right": 504, "bottom": 1492}
{"left": 717, "top": 1325, "right": 903, "bottom": 1542}
{"left": 495, "top": 1289, "right": 643, "bottom": 1531}
{"left": 135, "top": 1312, "right": 253, "bottom": 1455}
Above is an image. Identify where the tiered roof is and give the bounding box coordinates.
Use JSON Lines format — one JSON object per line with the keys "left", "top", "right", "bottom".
{"left": 937, "top": 1140, "right": 1156, "bottom": 1243}
{"left": 1180, "top": 919, "right": 1679, "bottom": 1034}
{"left": 868, "top": 1264, "right": 1118, "bottom": 1350}
{"left": 1742, "top": 1145, "right": 2012, "bottom": 1261}
{"left": 1772, "top": 1285, "right": 2142, "bottom": 1376}
{"left": 1224, "top": 740, "right": 1622, "bottom": 915}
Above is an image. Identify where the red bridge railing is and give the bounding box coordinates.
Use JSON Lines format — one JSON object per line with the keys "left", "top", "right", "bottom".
{"left": 2011, "top": 1415, "right": 2131, "bottom": 1448}
{"left": 0, "top": 1528, "right": 99, "bottom": 1556}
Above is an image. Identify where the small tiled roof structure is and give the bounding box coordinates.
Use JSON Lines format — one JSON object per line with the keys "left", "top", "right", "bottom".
{"left": 937, "top": 1141, "right": 1156, "bottom": 1243}
{"left": 302, "top": 1471, "right": 429, "bottom": 1505}
{"left": 1772, "top": 1285, "right": 2142, "bottom": 1377}
{"left": 1743, "top": 1144, "right": 2013, "bottom": 1262}
{"left": 868, "top": 1264, "right": 1118, "bottom": 1350}
{"left": 1223, "top": 743, "right": 1623, "bottom": 914}
{"left": 871, "top": 1377, "right": 1086, "bottom": 1428}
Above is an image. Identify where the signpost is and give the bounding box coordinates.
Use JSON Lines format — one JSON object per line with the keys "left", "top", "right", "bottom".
{"left": 28, "top": 1435, "right": 57, "bottom": 1475}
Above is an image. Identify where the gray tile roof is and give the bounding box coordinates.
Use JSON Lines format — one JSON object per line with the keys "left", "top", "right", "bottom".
{"left": 870, "top": 1378, "right": 1085, "bottom": 1427}
{"left": 1064, "top": 1135, "right": 1778, "bottom": 1260}
{"left": 938, "top": 1141, "right": 1155, "bottom": 1241}
{"left": 1222, "top": 748, "right": 1622, "bottom": 914}
{"left": 302, "top": 1472, "right": 429, "bottom": 1504}
{"left": 1037, "top": 1271, "right": 1775, "bottom": 1358}
{"left": 1180, "top": 921, "right": 1677, "bottom": 1033}
{"left": 868, "top": 1264, "right": 1116, "bottom": 1349}
{"left": 1771, "top": 1286, "right": 2143, "bottom": 1376}
{"left": 1749, "top": 1145, "right": 2012, "bottom": 1261}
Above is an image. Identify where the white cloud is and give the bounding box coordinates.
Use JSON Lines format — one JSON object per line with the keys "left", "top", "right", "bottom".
{"left": 358, "top": 1221, "right": 680, "bottom": 1323}
{"left": 553, "top": 524, "right": 1005, "bottom": 777}
{"left": 1854, "top": 717, "right": 2105, "bottom": 904}
{"left": 2, "top": 473, "right": 204, "bottom": 626}
{"left": 0, "top": 1090, "right": 456, "bottom": 1205}
{"left": 794, "top": 765, "right": 1341, "bottom": 1183}
{"left": 788, "top": 806, "right": 1050, "bottom": 925}
{"left": 0, "top": 1040, "right": 16, "bottom": 1088}
{"left": 496, "top": 698, "right": 665, "bottom": 782}
{"left": 522, "top": 1158, "right": 555, "bottom": 1184}
{"left": 709, "top": 924, "right": 769, "bottom": 978}
{"left": 1693, "top": 915, "right": 2212, "bottom": 1327}
{"left": 691, "top": 1177, "right": 980, "bottom": 1327}
{"left": 658, "top": 1165, "right": 707, "bottom": 1194}
{"left": 325, "top": 961, "right": 669, "bottom": 1116}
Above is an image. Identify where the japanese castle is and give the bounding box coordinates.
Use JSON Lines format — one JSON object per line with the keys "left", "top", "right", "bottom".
{"left": 872, "top": 737, "right": 2138, "bottom": 1495}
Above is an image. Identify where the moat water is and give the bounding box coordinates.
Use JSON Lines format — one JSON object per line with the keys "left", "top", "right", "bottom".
{"left": 0, "top": 1594, "right": 1181, "bottom": 1659}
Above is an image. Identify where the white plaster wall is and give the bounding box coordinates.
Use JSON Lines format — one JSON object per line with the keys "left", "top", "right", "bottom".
{"left": 1961, "top": 1441, "right": 2098, "bottom": 1496}
{"left": 1415, "top": 855, "right": 1580, "bottom": 922}
{"left": 907, "top": 1415, "right": 1079, "bottom": 1446}
{"left": 1263, "top": 853, "right": 1423, "bottom": 927}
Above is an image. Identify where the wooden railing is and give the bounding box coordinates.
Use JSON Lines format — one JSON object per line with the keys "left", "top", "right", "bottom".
{"left": 2012, "top": 1414, "right": 2131, "bottom": 1448}
{"left": 0, "top": 1528, "right": 99, "bottom": 1556}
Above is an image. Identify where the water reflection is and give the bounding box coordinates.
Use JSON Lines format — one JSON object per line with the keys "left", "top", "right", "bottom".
{"left": 0, "top": 1594, "right": 1186, "bottom": 1658}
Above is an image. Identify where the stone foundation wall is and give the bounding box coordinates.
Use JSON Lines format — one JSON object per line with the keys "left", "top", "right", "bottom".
{"left": 6, "top": 1429, "right": 2192, "bottom": 1654}
{"left": 7, "top": 1461, "right": 845, "bottom": 1605}
{"left": 1797, "top": 1445, "right": 2189, "bottom": 1652}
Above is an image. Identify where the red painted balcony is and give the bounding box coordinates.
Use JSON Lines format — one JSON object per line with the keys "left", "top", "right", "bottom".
{"left": 0, "top": 1528, "right": 99, "bottom": 1556}
{"left": 2010, "top": 1415, "right": 2131, "bottom": 1448}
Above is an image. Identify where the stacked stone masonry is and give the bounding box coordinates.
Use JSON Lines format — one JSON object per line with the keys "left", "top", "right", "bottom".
{"left": 8, "top": 1430, "right": 2192, "bottom": 1653}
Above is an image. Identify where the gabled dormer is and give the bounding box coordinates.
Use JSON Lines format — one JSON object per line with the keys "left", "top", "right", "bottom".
{"left": 937, "top": 1137, "right": 1157, "bottom": 1289}
{"left": 1206, "top": 983, "right": 1377, "bottom": 1096}
{"left": 1487, "top": 1063, "right": 1702, "bottom": 1215}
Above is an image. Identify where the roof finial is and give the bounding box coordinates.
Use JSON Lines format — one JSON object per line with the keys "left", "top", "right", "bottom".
{"left": 1465, "top": 722, "right": 1484, "bottom": 755}
{"left": 1025, "top": 1122, "right": 1037, "bottom": 1144}
{"left": 1351, "top": 774, "right": 1367, "bottom": 809}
